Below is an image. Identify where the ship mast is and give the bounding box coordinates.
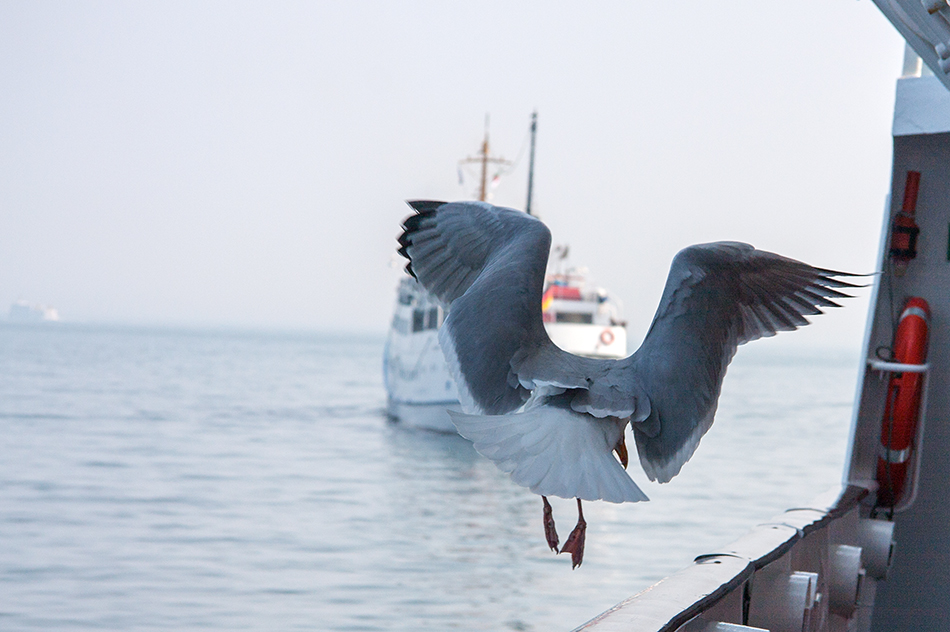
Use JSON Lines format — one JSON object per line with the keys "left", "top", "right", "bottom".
{"left": 525, "top": 111, "right": 537, "bottom": 216}
{"left": 459, "top": 114, "right": 511, "bottom": 202}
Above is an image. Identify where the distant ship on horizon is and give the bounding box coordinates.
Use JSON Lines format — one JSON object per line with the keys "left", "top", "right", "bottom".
{"left": 8, "top": 299, "right": 60, "bottom": 323}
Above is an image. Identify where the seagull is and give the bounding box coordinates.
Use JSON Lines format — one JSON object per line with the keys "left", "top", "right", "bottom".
{"left": 397, "top": 200, "right": 856, "bottom": 568}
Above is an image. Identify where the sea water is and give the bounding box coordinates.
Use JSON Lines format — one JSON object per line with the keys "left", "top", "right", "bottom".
{"left": 0, "top": 324, "right": 860, "bottom": 631}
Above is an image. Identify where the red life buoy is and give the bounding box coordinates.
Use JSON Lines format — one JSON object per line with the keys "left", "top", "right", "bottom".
{"left": 876, "top": 297, "right": 930, "bottom": 507}
{"left": 599, "top": 329, "right": 615, "bottom": 346}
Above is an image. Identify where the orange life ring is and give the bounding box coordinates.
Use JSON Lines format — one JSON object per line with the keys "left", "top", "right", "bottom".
{"left": 876, "top": 297, "right": 930, "bottom": 507}
{"left": 599, "top": 329, "right": 615, "bottom": 346}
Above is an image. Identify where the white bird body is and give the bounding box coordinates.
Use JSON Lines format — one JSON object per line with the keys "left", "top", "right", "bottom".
{"left": 398, "top": 200, "right": 855, "bottom": 565}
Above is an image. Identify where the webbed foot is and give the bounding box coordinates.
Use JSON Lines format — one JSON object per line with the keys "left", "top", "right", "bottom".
{"left": 558, "top": 498, "right": 586, "bottom": 569}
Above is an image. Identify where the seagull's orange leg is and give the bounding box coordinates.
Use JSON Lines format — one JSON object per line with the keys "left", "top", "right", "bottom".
{"left": 559, "top": 498, "right": 586, "bottom": 569}
{"left": 614, "top": 432, "right": 629, "bottom": 469}
{"left": 542, "top": 496, "right": 559, "bottom": 552}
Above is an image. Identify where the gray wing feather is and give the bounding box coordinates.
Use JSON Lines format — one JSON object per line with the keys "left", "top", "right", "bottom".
{"left": 399, "top": 201, "right": 554, "bottom": 414}
{"left": 629, "top": 242, "right": 857, "bottom": 483}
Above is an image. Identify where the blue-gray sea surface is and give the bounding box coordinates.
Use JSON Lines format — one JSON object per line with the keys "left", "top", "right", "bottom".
{"left": 0, "top": 324, "right": 860, "bottom": 631}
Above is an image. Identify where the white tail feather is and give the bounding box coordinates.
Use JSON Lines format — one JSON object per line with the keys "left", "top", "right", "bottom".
{"left": 449, "top": 406, "right": 649, "bottom": 503}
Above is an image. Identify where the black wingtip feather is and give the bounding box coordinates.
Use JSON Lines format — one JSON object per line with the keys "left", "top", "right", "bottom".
{"left": 399, "top": 201, "right": 448, "bottom": 278}
{"left": 397, "top": 239, "right": 416, "bottom": 278}
{"left": 813, "top": 269, "right": 867, "bottom": 289}
{"left": 406, "top": 200, "right": 447, "bottom": 213}
{"left": 402, "top": 213, "right": 427, "bottom": 233}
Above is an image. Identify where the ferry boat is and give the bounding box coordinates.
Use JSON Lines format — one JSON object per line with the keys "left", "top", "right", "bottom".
{"left": 573, "top": 5, "right": 950, "bottom": 631}
{"left": 384, "top": 114, "right": 627, "bottom": 431}
{"left": 541, "top": 244, "right": 627, "bottom": 359}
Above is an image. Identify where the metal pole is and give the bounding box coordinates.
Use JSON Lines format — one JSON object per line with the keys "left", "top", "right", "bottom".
{"left": 525, "top": 111, "right": 537, "bottom": 215}
{"left": 479, "top": 114, "right": 490, "bottom": 201}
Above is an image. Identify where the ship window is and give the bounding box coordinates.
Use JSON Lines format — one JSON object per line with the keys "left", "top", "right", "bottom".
{"left": 412, "top": 309, "right": 425, "bottom": 332}
{"left": 391, "top": 315, "right": 409, "bottom": 334}
{"left": 426, "top": 307, "right": 439, "bottom": 329}
{"left": 398, "top": 292, "right": 413, "bottom": 305}
{"left": 556, "top": 312, "right": 592, "bottom": 324}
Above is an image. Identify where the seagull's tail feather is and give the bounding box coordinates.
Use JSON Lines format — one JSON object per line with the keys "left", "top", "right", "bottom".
{"left": 449, "top": 407, "right": 649, "bottom": 504}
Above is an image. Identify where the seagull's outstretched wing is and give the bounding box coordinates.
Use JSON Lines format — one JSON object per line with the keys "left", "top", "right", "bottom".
{"left": 628, "top": 242, "right": 858, "bottom": 484}
{"left": 399, "top": 200, "right": 559, "bottom": 414}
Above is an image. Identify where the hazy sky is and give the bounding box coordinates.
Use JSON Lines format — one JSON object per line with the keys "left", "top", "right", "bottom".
{"left": 1, "top": 2, "right": 905, "bottom": 347}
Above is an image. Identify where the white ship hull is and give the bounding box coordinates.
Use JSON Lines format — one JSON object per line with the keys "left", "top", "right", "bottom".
{"left": 544, "top": 323, "right": 627, "bottom": 359}
{"left": 383, "top": 278, "right": 460, "bottom": 433}
{"left": 385, "top": 398, "right": 461, "bottom": 433}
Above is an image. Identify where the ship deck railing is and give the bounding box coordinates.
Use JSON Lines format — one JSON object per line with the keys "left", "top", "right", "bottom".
{"left": 572, "top": 484, "right": 894, "bottom": 632}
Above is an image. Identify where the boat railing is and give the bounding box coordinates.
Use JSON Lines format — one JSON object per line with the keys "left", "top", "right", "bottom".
{"left": 866, "top": 359, "right": 929, "bottom": 373}
{"left": 572, "top": 484, "right": 895, "bottom": 632}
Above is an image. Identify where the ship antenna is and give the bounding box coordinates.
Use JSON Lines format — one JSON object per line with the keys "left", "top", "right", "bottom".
{"left": 480, "top": 114, "right": 490, "bottom": 201}
{"left": 526, "top": 111, "right": 537, "bottom": 216}
{"left": 459, "top": 114, "right": 511, "bottom": 202}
